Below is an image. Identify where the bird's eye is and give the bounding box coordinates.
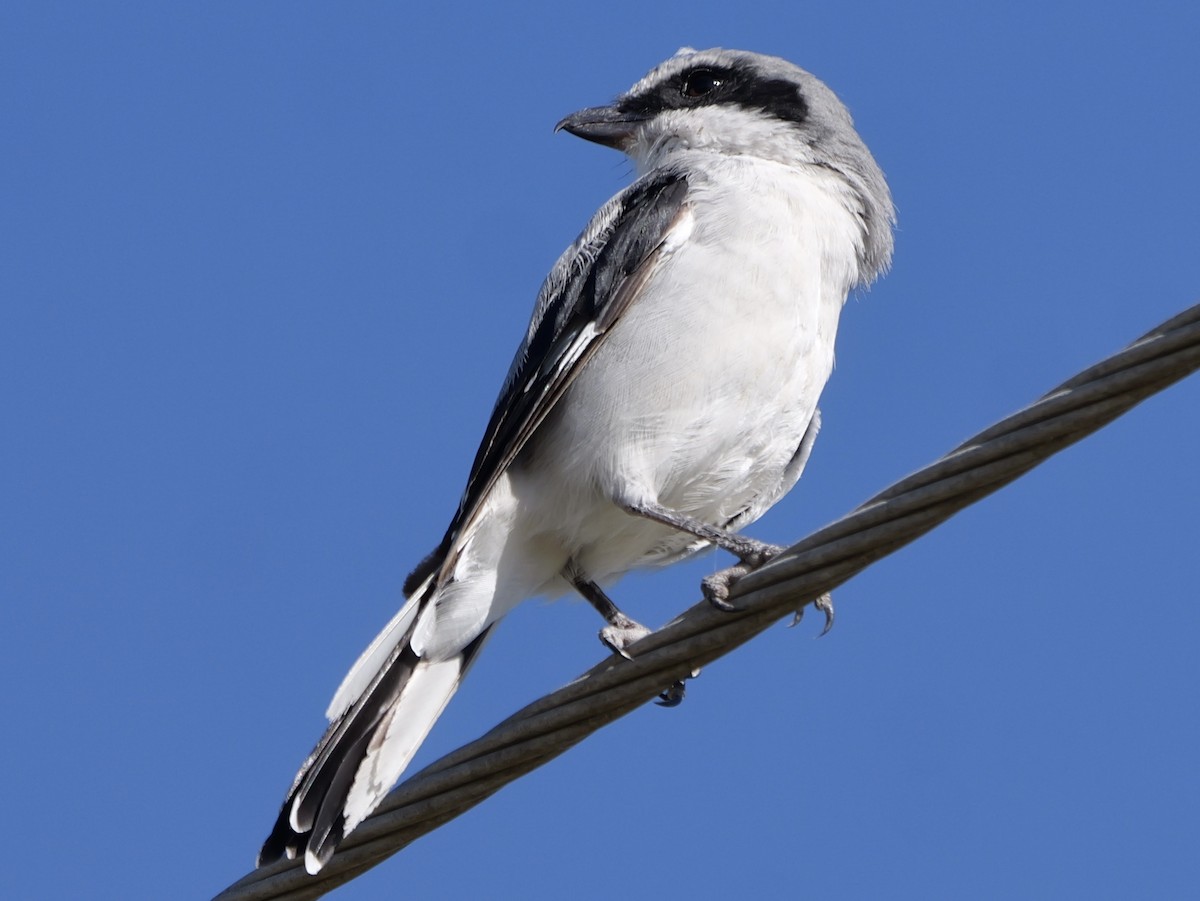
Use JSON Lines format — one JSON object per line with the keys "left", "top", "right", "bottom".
{"left": 681, "top": 69, "right": 723, "bottom": 98}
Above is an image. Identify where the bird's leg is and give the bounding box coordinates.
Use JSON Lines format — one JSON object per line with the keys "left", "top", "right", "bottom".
{"left": 565, "top": 566, "right": 651, "bottom": 659}
{"left": 566, "top": 565, "right": 693, "bottom": 706}
{"left": 621, "top": 499, "right": 784, "bottom": 566}
{"left": 618, "top": 499, "right": 783, "bottom": 612}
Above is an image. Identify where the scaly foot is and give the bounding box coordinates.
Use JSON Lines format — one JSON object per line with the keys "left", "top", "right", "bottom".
{"left": 701, "top": 541, "right": 786, "bottom": 611}
{"left": 598, "top": 613, "right": 652, "bottom": 659}
{"left": 702, "top": 563, "right": 750, "bottom": 611}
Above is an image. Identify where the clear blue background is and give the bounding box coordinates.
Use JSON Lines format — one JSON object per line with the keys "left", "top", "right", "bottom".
{"left": 4, "top": 3, "right": 1198, "bottom": 899}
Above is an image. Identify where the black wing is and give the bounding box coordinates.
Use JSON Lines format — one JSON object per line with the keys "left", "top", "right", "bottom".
{"left": 404, "top": 170, "right": 691, "bottom": 594}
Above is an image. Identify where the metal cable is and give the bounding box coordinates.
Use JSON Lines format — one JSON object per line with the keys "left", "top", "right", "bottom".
{"left": 215, "top": 302, "right": 1200, "bottom": 901}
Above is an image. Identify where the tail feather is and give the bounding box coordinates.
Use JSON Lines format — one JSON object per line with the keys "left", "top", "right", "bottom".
{"left": 305, "top": 723, "right": 376, "bottom": 870}
{"left": 258, "top": 613, "right": 494, "bottom": 874}
{"left": 325, "top": 587, "right": 424, "bottom": 722}
{"left": 291, "top": 644, "right": 420, "bottom": 834}
{"left": 342, "top": 651, "right": 469, "bottom": 833}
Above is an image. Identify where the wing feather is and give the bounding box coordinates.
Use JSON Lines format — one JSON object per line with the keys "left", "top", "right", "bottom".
{"left": 403, "top": 170, "right": 691, "bottom": 594}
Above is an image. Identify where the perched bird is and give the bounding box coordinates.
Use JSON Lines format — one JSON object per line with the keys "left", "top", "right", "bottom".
{"left": 259, "top": 47, "right": 894, "bottom": 874}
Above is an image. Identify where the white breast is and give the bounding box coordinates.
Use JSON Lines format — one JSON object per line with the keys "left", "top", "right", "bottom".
{"left": 518, "top": 154, "right": 865, "bottom": 582}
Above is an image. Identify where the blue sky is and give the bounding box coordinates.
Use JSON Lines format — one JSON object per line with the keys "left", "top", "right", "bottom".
{"left": 4, "top": 3, "right": 1199, "bottom": 899}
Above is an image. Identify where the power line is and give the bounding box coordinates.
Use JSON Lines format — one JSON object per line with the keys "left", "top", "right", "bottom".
{"left": 215, "top": 301, "right": 1200, "bottom": 901}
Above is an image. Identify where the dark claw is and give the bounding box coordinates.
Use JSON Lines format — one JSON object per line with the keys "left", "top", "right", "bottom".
{"left": 707, "top": 593, "right": 741, "bottom": 613}
{"left": 655, "top": 680, "right": 687, "bottom": 707}
{"left": 790, "top": 592, "right": 835, "bottom": 635}
{"left": 815, "top": 593, "right": 835, "bottom": 636}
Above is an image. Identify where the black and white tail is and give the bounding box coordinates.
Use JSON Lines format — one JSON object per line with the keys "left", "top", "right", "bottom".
{"left": 258, "top": 579, "right": 491, "bottom": 874}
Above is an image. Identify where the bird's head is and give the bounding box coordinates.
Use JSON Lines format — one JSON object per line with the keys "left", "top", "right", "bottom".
{"left": 557, "top": 48, "right": 895, "bottom": 281}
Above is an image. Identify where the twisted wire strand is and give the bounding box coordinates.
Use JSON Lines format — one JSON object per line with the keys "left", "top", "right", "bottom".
{"left": 215, "top": 302, "right": 1200, "bottom": 901}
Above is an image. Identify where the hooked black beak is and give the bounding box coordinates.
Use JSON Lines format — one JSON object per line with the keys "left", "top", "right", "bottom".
{"left": 554, "top": 105, "right": 648, "bottom": 149}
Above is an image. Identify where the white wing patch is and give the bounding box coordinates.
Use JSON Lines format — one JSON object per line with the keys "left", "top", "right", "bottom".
{"left": 661, "top": 206, "right": 695, "bottom": 253}
{"left": 554, "top": 321, "right": 599, "bottom": 379}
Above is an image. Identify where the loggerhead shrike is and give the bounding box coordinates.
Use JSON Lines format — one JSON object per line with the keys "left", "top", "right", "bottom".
{"left": 259, "top": 47, "right": 894, "bottom": 875}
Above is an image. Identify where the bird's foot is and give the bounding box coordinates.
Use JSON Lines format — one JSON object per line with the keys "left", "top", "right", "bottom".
{"left": 599, "top": 614, "right": 652, "bottom": 660}
{"left": 702, "top": 538, "right": 785, "bottom": 611}
{"left": 655, "top": 667, "right": 702, "bottom": 708}
{"left": 701, "top": 537, "right": 783, "bottom": 611}
{"left": 789, "top": 592, "right": 835, "bottom": 636}
{"left": 724, "top": 536, "right": 785, "bottom": 569}
{"left": 702, "top": 564, "right": 750, "bottom": 611}
{"left": 656, "top": 680, "right": 687, "bottom": 707}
